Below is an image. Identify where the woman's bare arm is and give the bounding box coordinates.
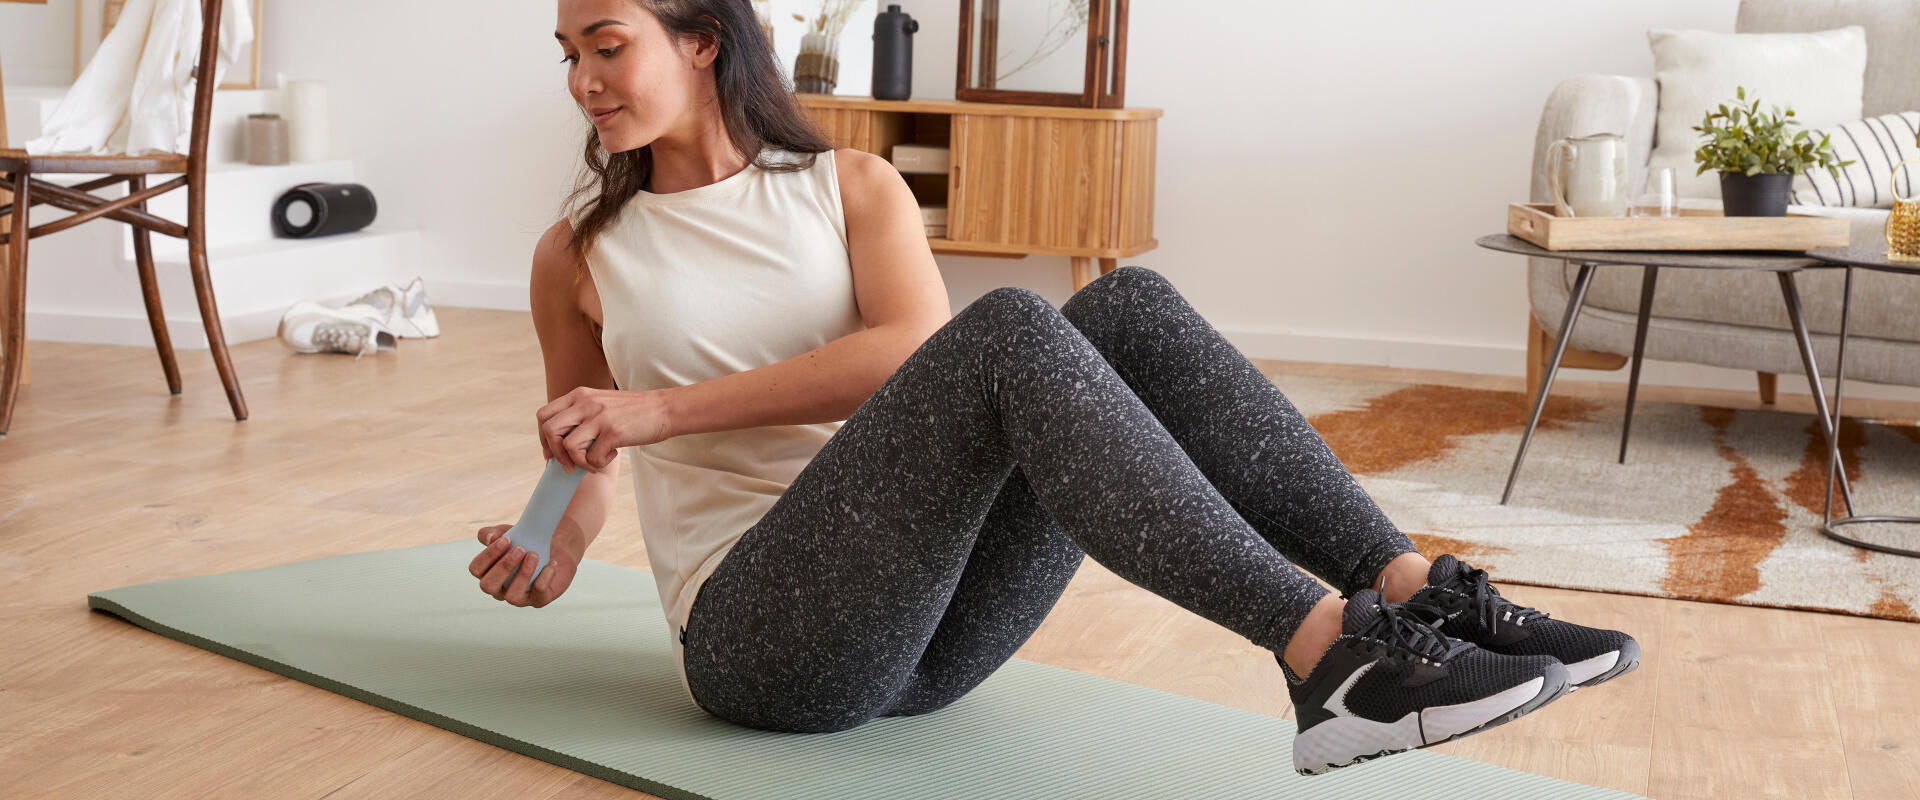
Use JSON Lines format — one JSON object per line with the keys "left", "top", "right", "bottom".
{"left": 663, "top": 148, "right": 951, "bottom": 438}
{"left": 529, "top": 219, "right": 623, "bottom": 538}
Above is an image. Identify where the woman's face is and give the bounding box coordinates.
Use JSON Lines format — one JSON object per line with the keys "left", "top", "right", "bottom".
{"left": 555, "top": 0, "right": 711, "bottom": 153}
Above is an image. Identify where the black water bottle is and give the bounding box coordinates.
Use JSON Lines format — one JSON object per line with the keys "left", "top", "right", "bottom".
{"left": 871, "top": 4, "right": 917, "bottom": 101}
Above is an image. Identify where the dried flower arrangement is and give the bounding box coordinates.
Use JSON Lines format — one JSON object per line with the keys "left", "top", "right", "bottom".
{"left": 791, "top": 0, "right": 863, "bottom": 93}
{"left": 792, "top": 0, "right": 862, "bottom": 39}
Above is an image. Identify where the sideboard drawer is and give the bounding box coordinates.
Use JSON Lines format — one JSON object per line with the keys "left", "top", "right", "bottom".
{"left": 804, "top": 106, "right": 872, "bottom": 152}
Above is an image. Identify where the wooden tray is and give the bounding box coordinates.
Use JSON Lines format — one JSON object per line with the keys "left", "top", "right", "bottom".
{"left": 1507, "top": 203, "right": 1850, "bottom": 251}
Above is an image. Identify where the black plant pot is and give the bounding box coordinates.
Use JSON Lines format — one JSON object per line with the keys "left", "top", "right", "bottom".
{"left": 1719, "top": 172, "right": 1793, "bottom": 217}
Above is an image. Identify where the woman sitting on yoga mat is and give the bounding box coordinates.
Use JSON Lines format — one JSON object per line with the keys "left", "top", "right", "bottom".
{"left": 468, "top": 0, "right": 1641, "bottom": 776}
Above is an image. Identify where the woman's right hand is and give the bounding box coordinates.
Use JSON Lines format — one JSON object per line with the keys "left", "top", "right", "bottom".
{"left": 537, "top": 387, "right": 674, "bottom": 474}
{"left": 469, "top": 520, "right": 590, "bottom": 608}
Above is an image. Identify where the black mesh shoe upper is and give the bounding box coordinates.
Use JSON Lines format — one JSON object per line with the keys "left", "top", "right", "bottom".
{"left": 1411, "top": 554, "right": 1635, "bottom": 666}
{"left": 1285, "top": 588, "right": 1559, "bottom": 730}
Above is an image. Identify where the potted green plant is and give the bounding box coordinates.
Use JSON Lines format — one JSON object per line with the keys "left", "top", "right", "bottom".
{"left": 1692, "top": 86, "right": 1853, "bottom": 216}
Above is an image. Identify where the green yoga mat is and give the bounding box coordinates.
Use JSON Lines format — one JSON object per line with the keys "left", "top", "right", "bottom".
{"left": 86, "top": 540, "right": 1643, "bottom": 799}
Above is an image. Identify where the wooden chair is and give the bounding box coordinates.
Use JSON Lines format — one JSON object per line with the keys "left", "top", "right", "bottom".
{"left": 0, "top": 0, "right": 247, "bottom": 437}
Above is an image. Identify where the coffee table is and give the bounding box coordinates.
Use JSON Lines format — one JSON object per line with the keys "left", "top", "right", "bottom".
{"left": 1803, "top": 247, "right": 1920, "bottom": 558}
{"left": 1477, "top": 234, "right": 1857, "bottom": 510}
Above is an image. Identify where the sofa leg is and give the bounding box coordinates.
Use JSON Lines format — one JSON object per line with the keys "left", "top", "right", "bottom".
{"left": 1757, "top": 371, "right": 1777, "bottom": 405}
{"left": 1526, "top": 314, "right": 1628, "bottom": 397}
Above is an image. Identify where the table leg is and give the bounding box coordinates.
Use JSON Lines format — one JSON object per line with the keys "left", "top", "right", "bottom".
{"left": 1775, "top": 271, "right": 1857, "bottom": 515}
{"left": 1502, "top": 261, "right": 1596, "bottom": 505}
{"left": 1619, "top": 265, "right": 1658, "bottom": 464}
{"left": 1825, "top": 267, "right": 1853, "bottom": 524}
{"left": 1816, "top": 267, "right": 1920, "bottom": 557}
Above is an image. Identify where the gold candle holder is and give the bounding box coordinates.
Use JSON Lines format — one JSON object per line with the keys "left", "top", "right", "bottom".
{"left": 1889, "top": 141, "right": 1920, "bottom": 262}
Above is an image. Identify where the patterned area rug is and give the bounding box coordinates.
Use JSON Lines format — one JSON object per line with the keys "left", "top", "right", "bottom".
{"left": 1272, "top": 373, "right": 1920, "bottom": 623}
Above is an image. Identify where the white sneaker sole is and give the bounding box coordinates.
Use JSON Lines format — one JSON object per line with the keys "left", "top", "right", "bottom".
{"left": 1566, "top": 638, "right": 1642, "bottom": 691}
{"left": 388, "top": 306, "right": 439, "bottom": 338}
{"left": 1292, "top": 669, "right": 1567, "bottom": 775}
{"left": 1565, "top": 651, "right": 1619, "bottom": 685}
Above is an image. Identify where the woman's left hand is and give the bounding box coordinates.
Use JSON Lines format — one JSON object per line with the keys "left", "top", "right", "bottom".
{"left": 537, "top": 387, "right": 673, "bottom": 473}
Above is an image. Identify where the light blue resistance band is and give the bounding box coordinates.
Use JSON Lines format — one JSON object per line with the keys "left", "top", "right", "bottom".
{"left": 501, "top": 458, "right": 589, "bottom": 588}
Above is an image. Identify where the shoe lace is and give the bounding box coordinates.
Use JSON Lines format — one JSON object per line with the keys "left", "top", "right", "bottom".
{"left": 312, "top": 321, "right": 371, "bottom": 357}
{"left": 1360, "top": 597, "right": 1474, "bottom": 663}
{"left": 1464, "top": 566, "right": 1548, "bottom": 636}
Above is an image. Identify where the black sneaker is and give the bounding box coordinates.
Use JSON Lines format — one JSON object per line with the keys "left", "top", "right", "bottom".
{"left": 1283, "top": 588, "right": 1572, "bottom": 775}
{"left": 1409, "top": 555, "right": 1642, "bottom": 690}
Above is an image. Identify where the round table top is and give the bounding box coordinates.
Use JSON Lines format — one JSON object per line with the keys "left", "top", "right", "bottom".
{"left": 1476, "top": 234, "right": 1827, "bottom": 272}
{"left": 1805, "top": 247, "right": 1920, "bottom": 273}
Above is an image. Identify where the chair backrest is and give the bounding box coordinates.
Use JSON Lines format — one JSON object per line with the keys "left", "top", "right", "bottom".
{"left": 186, "top": 0, "right": 228, "bottom": 165}
{"left": 1736, "top": 0, "right": 1920, "bottom": 117}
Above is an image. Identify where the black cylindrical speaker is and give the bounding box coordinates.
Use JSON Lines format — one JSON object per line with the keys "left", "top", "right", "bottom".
{"left": 272, "top": 182, "right": 378, "bottom": 238}
{"left": 871, "top": 4, "right": 917, "bottom": 101}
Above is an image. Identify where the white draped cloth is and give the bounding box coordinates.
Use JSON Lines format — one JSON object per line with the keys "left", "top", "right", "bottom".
{"left": 24, "top": 0, "right": 253, "bottom": 156}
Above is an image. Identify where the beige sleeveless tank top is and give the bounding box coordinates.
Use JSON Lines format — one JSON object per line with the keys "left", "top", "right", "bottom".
{"left": 565, "top": 147, "right": 864, "bottom": 704}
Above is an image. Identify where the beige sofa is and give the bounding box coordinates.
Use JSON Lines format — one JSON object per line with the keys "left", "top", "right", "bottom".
{"left": 1525, "top": 0, "right": 1920, "bottom": 398}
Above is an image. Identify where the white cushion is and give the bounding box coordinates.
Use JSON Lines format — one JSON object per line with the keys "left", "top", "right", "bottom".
{"left": 1646, "top": 26, "right": 1867, "bottom": 200}
{"left": 1789, "top": 111, "right": 1920, "bottom": 209}
{"left": 1789, "top": 203, "right": 1894, "bottom": 250}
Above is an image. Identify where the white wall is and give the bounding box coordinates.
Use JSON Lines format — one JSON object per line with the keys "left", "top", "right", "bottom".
{"left": 13, "top": 0, "right": 1904, "bottom": 398}
{"left": 0, "top": 0, "right": 78, "bottom": 86}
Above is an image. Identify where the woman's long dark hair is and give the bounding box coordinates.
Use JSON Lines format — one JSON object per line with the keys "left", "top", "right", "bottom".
{"left": 561, "top": 0, "right": 834, "bottom": 276}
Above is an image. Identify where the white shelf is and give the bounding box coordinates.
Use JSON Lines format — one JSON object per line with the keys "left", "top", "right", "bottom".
{"left": 27, "top": 227, "right": 424, "bottom": 350}
{"left": 11, "top": 85, "right": 422, "bottom": 349}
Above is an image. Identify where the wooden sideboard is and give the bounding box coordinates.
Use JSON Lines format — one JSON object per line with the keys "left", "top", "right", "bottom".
{"left": 794, "top": 95, "right": 1160, "bottom": 291}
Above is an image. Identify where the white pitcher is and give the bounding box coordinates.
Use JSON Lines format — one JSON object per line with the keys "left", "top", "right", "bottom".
{"left": 1547, "top": 133, "right": 1630, "bottom": 217}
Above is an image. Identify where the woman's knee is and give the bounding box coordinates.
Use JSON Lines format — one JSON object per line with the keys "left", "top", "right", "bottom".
{"left": 1060, "top": 265, "right": 1177, "bottom": 325}
{"left": 1087, "top": 264, "right": 1173, "bottom": 296}
{"left": 952, "top": 285, "right": 1102, "bottom": 369}
{"left": 968, "top": 285, "right": 1054, "bottom": 316}
{"left": 953, "top": 285, "right": 1066, "bottom": 335}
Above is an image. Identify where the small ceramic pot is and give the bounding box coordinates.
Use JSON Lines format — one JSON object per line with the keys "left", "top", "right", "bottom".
{"left": 1720, "top": 172, "right": 1793, "bottom": 217}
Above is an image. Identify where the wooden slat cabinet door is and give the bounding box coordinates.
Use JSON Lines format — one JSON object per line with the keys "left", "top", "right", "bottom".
{"left": 950, "top": 114, "right": 1119, "bottom": 252}
{"left": 802, "top": 106, "right": 871, "bottom": 153}
{"left": 1114, "top": 119, "right": 1157, "bottom": 255}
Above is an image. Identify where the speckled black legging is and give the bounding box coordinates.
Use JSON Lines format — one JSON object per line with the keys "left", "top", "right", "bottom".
{"left": 682, "top": 265, "right": 1418, "bottom": 733}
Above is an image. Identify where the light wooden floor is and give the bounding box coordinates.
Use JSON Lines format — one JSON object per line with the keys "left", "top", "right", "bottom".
{"left": 2, "top": 307, "right": 1915, "bottom": 799}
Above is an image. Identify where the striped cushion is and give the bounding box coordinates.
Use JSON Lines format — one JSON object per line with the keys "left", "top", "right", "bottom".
{"left": 1790, "top": 111, "right": 1920, "bottom": 208}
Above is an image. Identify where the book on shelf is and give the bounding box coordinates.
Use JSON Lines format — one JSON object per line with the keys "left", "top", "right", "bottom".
{"left": 891, "top": 144, "right": 950, "bottom": 175}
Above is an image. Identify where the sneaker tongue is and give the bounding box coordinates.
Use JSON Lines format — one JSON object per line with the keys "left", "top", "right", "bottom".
{"left": 1427, "top": 554, "right": 1462, "bottom": 587}
{"left": 1343, "top": 588, "right": 1385, "bottom": 635}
